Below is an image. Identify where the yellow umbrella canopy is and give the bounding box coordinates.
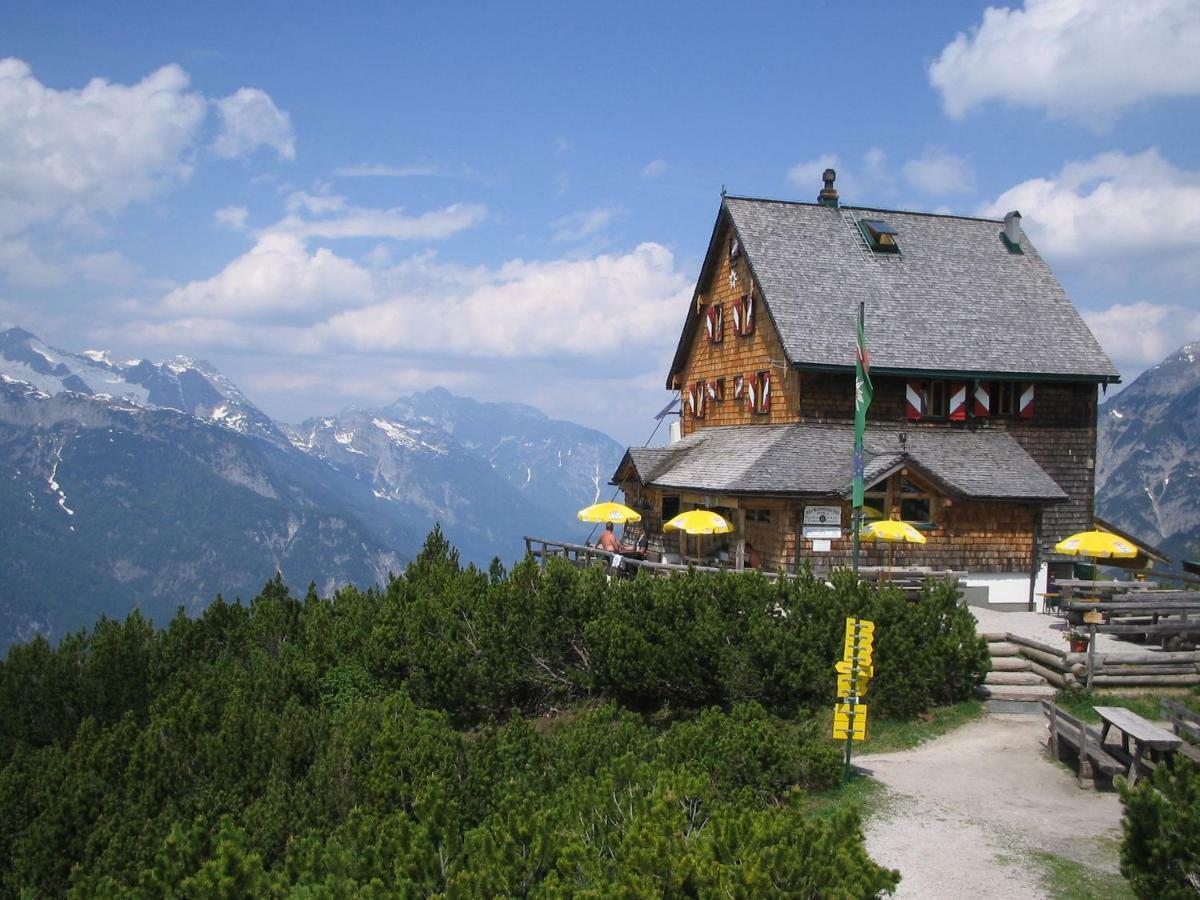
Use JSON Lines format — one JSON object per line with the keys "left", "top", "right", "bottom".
{"left": 664, "top": 509, "right": 733, "bottom": 535}
{"left": 577, "top": 502, "right": 642, "bottom": 524}
{"left": 861, "top": 520, "right": 927, "bottom": 545}
{"left": 861, "top": 505, "right": 885, "bottom": 521}
{"left": 1054, "top": 531, "right": 1137, "bottom": 559}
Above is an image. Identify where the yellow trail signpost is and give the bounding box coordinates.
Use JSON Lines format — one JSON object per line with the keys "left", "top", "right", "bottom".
{"left": 835, "top": 616, "right": 875, "bottom": 782}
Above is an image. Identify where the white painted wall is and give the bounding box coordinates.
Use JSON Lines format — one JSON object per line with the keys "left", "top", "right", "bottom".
{"left": 961, "top": 566, "right": 1045, "bottom": 607}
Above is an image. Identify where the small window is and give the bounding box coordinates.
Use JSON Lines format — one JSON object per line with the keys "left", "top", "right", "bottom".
{"left": 991, "top": 381, "right": 1018, "bottom": 416}
{"left": 662, "top": 495, "right": 680, "bottom": 521}
{"left": 747, "top": 509, "right": 771, "bottom": 524}
{"left": 926, "top": 381, "right": 949, "bottom": 418}
{"left": 899, "top": 477, "right": 934, "bottom": 526}
{"left": 859, "top": 218, "right": 900, "bottom": 254}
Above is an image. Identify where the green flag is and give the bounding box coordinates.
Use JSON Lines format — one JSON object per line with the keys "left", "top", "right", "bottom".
{"left": 853, "top": 305, "right": 873, "bottom": 507}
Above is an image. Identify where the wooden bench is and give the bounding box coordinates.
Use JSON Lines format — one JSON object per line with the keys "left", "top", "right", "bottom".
{"left": 1162, "top": 699, "right": 1200, "bottom": 765}
{"left": 1042, "top": 700, "right": 1125, "bottom": 788}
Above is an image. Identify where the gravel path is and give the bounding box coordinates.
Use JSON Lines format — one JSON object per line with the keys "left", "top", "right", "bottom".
{"left": 858, "top": 714, "right": 1124, "bottom": 898}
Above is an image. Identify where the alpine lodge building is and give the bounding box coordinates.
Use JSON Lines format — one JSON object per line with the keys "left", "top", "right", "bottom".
{"left": 611, "top": 172, "right": 1123, "bottom": 609}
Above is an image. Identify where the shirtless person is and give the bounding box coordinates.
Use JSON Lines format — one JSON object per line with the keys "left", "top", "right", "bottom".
{"left": 597, "top": 522, "right": 621, "bottom": 553}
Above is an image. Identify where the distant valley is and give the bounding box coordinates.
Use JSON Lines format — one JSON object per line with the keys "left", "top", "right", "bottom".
{"left": 0, "top": 327, "right": 624, "bottom": 647}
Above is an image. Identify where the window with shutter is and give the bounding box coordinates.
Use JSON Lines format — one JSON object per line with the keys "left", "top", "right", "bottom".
{"left": 973, "top": 382, "right": 990, "bottom": 417}
{"left": 704, "top": 304, "right": 724, "bottom": 344}
{"left": 753, "top": 370, "right": 771, "bottom": 414}
{"left": 732, "top": 374, "right": 745, "bottom": 400}
{"left": 694, "top": 381, "right": 707, "bottom": 418}
{"left": 905, "top": 380, "right": 925, "bottom": 420}
{"left": 731, "top": 294, "right": 755, "bottom": 336}
{"left": 949, "top": 382, "right": 968, "bottom": 421}
{"left": 1019, "top": 383, "right": 1034, "bottom": 418}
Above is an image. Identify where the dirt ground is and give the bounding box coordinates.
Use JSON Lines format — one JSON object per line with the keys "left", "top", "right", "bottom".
{"left": 858, "top": 714, "right": 1125, "bottom": 898}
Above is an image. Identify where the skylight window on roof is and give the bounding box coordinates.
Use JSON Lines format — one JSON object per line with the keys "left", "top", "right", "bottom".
{"left": 859, "top": 218, "right": 900, "bottom": 254}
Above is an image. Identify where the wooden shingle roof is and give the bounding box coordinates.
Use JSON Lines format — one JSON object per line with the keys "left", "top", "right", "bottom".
{"left": 616, "top": 423, "right": 1067, "bottom": 502}
{"left": 669, "top": 196, "right": 1119, "bottom": 384}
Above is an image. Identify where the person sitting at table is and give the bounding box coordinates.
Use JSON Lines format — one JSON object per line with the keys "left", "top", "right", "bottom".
{"left": 597, "top": 522, "right": 620, "bottom": 553}
{"left": 744, "top": 540, "right": 762, "bottom": 570}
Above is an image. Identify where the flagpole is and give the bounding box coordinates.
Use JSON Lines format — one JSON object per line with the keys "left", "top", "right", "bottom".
{"left": 852, "top": 301, "right": 869, "bottom": 576}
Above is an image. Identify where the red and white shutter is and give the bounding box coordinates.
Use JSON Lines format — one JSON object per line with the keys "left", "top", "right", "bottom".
{"left": 731, "top": 296, "right": 743, "bottom": 334}
{"left": 905, "top": 380, "right": 924, "bottom": 420}
{"left": 973, "top": 382, "right": 990, "bottom": 417}
{"left": 742, "top": 294, "right": 755, "bottom": 335}
{"left": 695, "top": 381, "right": 706, "bottom": 418}
{"left": 949, "top": 382, "right": 968, "bottom": 421}
{"left": 1019, "top": 383, "right": 1035, "bottom": 418}
{"left": 759, "top": 371, "right": 771, "bottom": 413}
{"left": 745, "top": 377, "right": 757, "bottom": 410}
{"left": 705, "top": 380, "right": 718, "bottom": 401}
{"left": 705, "top": 305, "right": 720, "bottom": 343}
{"left": 733, "top": 374, "right": 744, "bottom": 399}
{"left": 686, "top": 385, "right": 697, "bottom": 416}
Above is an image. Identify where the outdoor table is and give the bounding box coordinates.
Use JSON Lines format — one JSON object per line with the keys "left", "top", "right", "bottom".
{"left": 1093, "top": 706, "right": 1182, "bottom": 785}
{"left": 1036, "top": 591, "right": 1062, "bottom": 614}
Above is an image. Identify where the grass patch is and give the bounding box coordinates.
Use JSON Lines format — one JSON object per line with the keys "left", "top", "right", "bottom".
{"left": 1031, "top": 849, "right": 1133, "bottom": 900}
{"left": 798, "top": 774, "right": 888, "bottom": 821}
{"left": 855, "top": 699, "right": 986, "bottom": 753}
{"left": 1054, "top": 689, "right": 1200, "bottom": 724}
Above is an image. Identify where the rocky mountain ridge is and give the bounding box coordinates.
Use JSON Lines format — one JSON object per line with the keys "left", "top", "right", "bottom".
{"left": 0, "top": 328, "right": 624, "bottom": 647}
{"left": 1095, "top": 340, "right": 1200, "bottom": 566}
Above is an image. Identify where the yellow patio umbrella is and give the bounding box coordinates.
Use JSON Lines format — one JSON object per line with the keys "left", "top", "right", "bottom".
{"left": 664, "top": 509, "right": 733, "bottom": 565}
{"left": 664, "top": 509, "right": 734, "bottom": 534}
{"left": 577, "top": 502, "right": 642, "bottom": 524}
{"left": 860, "top": 519, "right": 927, "bottom": 571}
{"left": 1054, "top": 530, "right": 1137, "bottom": 581}
{"left": 861, "top": 505, "right": 885, "bottom": 521}
{"left": 1054, "top": 531, "right": 1137, "bottom": 559}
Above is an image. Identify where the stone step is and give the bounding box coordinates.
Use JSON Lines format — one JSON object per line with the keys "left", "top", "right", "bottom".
{"left": 990, "top": 656, "right": 1032, "bottom": 672}
{"left": 988, "top": 642, "right": 1022, "bottom": 657}
{"left": 984, "top": 698, "right": 1045, "bottom": 715}
{"left": 975, "top": 683, "right": 1057, "bottom": 702}
{"left": 981, "top": 632, "right": 1010, "bottom": 643}
{"left": 985, "top": 670, "right": 1047, "bottom": 686}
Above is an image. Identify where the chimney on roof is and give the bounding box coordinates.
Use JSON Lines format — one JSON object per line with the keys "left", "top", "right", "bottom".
{"left": 1003, "top": 210, "right": 1022, "bottom": 243}
{"left": 817, "top": 169, "right": 839, "bottom": 207}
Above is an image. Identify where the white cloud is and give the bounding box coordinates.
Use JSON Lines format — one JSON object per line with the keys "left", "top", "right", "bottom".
{"left": 0, "top": 239, "right": 68, "bottom": 287}
{"left": 143, "top": 240, "right": 690, "bottom": 364}
{"left": 333, "top": 163, "right": 443, "bottom": 178}
{"left": 550, "top": 207, "right": 621, "bottom": 242}
{"left": 212, "top": 87, "right": 296, "bottom": 160}
{"left": 316, "top": 242, "right": 690, "bottom": 359}
{"left": 929, "top": 0, "right": 1200, "bottom": 126}
{"left": 787, "top": 154, "right": 840, "bottom": 193}
{"left": 269, "top": 198, "right": 487, "bottom": 242}
{"left": 214, "top": 205, "right": 249, "bottom": 231}
{"left": 902, "top": 147, "right": 975, "bottom": 195}
{"left": 981, "top": 149, "right": 1200, "bottom": 260}
{"left": 1082, "top": 301, "right": 1200, "bottom": 372}
{"left": 862, "top": 147, "right": 888, "bottom": 181}
{"left": 160, "top": 233, "right": 375, "bottom": 319}
{"left": 552, "top": 136, "right": 572, "bottom": 155}
{"left": 75, "top": 250, "right": 140, "bottom": 286}
{"left": 0, "top": 58, "right": 207, "bottom": 236}
{"left": 641, "top": 159, "right": 668, "bottom": 178}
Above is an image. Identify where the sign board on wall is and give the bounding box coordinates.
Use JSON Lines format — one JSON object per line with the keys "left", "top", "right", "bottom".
{"left": 812, "top": 539, "right": 832, "bottom": 553}
{"left": 803, "top": 505, "right": 842, "bottom": 527}
{"left": 803, "top": 526, "right": 841, "bottom": 541}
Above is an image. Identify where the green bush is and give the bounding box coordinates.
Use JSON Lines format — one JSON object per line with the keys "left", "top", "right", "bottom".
{"left": 1119, "top": 757, "right": 1200, "bottom": 898}
{"left": 0, "top": 527, "right": 993, "bottom": 895}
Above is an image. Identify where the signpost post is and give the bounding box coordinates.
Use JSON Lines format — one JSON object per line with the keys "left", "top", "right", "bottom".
{"left": 834, "top": 616, "right": 875, "bottom": 782}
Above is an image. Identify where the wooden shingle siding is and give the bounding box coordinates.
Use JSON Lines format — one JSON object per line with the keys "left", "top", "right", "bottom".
{"left": 680, "top": 226, "right": 798, "bottom": 436}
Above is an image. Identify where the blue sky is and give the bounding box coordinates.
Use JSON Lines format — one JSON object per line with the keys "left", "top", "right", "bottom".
{"left": 2, "top": 0, "right": 1199, "bottom": 445}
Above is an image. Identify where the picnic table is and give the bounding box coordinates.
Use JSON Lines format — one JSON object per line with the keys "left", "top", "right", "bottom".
{"left": 1094, "top": 706, "right": 1182, "bottom": 785}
